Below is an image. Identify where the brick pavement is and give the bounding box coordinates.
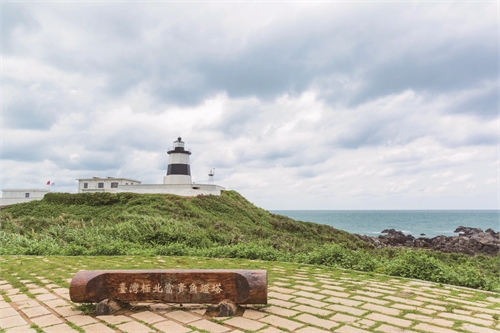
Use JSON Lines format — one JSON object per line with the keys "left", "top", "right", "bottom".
{"left": 1, "top": 261, "right": 500, "bottom": 332}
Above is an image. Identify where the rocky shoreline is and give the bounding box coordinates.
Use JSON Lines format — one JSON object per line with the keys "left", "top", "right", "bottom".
{"left": 355, "top": 226, "right": 499, "bottom": 256}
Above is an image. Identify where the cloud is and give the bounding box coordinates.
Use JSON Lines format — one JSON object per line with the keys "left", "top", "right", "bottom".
{"left": 1, "top": 2, "right": 497, "bottom": 209}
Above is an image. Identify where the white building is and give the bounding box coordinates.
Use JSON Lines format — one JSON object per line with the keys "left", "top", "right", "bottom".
{"left": 77, "top": 137, "right": 224, "bottom": 196}
{"left": 77, "top": 177, "right": 142, "bottom": 192}
{"left": 0, "top": 189, "right": 50, "bottom": 206}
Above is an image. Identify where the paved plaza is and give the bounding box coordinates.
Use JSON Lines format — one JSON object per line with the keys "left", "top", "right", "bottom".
{"left": 1, "top": 261, "right": 499, "bottom": 332}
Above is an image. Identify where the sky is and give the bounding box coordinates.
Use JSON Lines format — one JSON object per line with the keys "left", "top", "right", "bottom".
{"left": 1, "top": 1, "right": 498, "bottom": 210}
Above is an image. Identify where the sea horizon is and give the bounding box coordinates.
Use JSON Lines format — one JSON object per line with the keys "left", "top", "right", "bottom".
{"left": 270, "top": 209, "right": 499, "bottom": 238}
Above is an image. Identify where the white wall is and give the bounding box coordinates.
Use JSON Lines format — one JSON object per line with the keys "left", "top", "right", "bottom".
{"left": 117, "top": 184, "right": 225, "bottom": 196}
{"left": 78, "top": 178, "right": 141, "bottom": 193}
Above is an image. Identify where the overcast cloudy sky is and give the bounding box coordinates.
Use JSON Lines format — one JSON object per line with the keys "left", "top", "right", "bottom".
{"left": 2, "top": 1, "right": 498, "bottom": 210}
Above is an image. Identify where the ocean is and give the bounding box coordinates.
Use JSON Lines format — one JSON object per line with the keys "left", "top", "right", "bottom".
{"left": 270, "top": 210, "right": 499, "bottom": 238}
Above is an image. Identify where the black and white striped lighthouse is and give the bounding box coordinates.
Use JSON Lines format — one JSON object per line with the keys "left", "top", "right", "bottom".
{"left": 163, "top": 137, "right": 193, "bottom": 185}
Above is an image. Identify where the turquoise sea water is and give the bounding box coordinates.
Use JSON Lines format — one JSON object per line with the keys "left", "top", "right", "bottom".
{"left": 270, "top": 210, "right": 499, "bottom": 238}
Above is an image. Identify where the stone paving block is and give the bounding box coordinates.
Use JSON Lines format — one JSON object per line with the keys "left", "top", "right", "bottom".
{"left": 52, "top": 288, "right": 69, "bottom": 295}
{"left": 330, "top": 313, "right": 357, "bottom": 324}
{"left": 52, "top": 306, "right": 82, "bottom": 317}
{"left": 391, "top": 303, "right": 434, "bottom": 314}
{"left": 13, "top": 299, "right": 39, "bottom": 309}
{"left": 293, "top": 304, "right": 331, "bottom": 317}
{"left": 325, "top": 296, "right": 362, "bottom": 307}
{"left": 98, "top": 315, "right": 133, "bottom": 324}
{"left": 259, "top": 314, "right": 304, "bottom": 331}
{"left": 453, "top": 309, "right": 472, "bottom": 315}
{"left": 22, "top": 305, "right": 51, "bottom": 318}
{"left": 0, "top": 307, "right": 19, "bottom": 318}
{"left": 273, "top": 282, "right": 289, "bottom": 287}
{"left": 376, "top": 324, "right": 419, "bottom": 333}
{"left": 475, "top": 313, "right": 495, "bottom": 320}
{"left": 190, "top": 319, "right": 231, "bottom": 333}
{"left": 438, "top": 312, "right": 493, "bottom": 326}
{"left": 82, "top": 322, "right": 116, "bottom": 333}
{"left": 131, "top": 311, "right": 166, "bottom": 324}
{"left": 59, "top": 293, "right": 71, "bottom": 300}
{"left": 365, "top": 286, "right": 395, "bottom": 293}
{"left": 295, "top": 313, "right": 337, "bottom": 329}
{"left": 355, "top": 290, "right": 384, "bottom": 298}
{"left": 365, "top": 313, "right": 412, "bottom": 328}
{"left": 334, "top": 324, "right": 371, "bottom": 333}
{"left": 321, "top": 284, "right": 345, "bottom": 291}
{"left": 268, "top": 291, "right": 294, "bottom": 301}
{"left": 461, "top": 323, "right": 500, "bottom": 333}
{"left": 269, "top": 286, "right": 296, "bottom": 294}
{"left": 66, "top": 314, "right": 98, "bottom": 326}
{"left": 269, "top": 298, "right": 297, "bottom": 308}
{"left": 361, "top": 303, "right": 400, "bottom": 316}
{"left": 414, "top": 296, "right": 448, "bottom": 305}
{"left": 413, "top": 323, "right": 458, "bottom": 333}
{"left": 425, "top": 304, "right": 446, "bottom": 311}
{"left": 0, "top": 315, "right": 28, "bottom": 329}
{"left": 5, "top": 289, "right": 20, "bottom": 295}
{"left": 263, "top": 305, "right": 299, "bottom": 317}
{"left": 463, "top": 305, "right": 500, "bottom": 315}
{"left": 153, "top": 320, "right": 192, "bottom": 333}
{"left": 43, "top": 323, "right": 80, "bottom": 333}
{"left": 30, "top": 314, "right": 64, "bottom": 327}
{"left": 320, "top": 290, "right": 351, "bottom": 298}
{"left": 243, "top": 308, "right": 267, "bottom": 320}
{"left": 404, "top": 313, "right": 454, "bottom": 327}
{"left": 293, "top": 297, "right": 328, "bottom": 308}
{"left": 0, "top": 301, "right": 10, "bottom": 309}
{"left": 224, "top": 317, "right": 266, "bottom": 331}
{"left": 117, "top": 320, "right": 153, "bottom": 333}
{"left": 259, "top": 327, "right": 286, "bottom": 333}
{"left": 4, "top": 324, "right": 37, "bottom": 333}
{"left": 293, "top": 291, "right": 326, "bottom": 300}
{"left": 297, "top": 280, "right": 317, "bottom": 286}
{"left": 29, "top": 288, "right": 48, "bottom": 294}
{"left": 352, "top": 295, "right": 389, "bottom": 305}
{"left": 9, "top": 294, "right": 29, "bottom": 303}
{"left": 354, "top": 318, "right": 375, "bottom": 329}
{"left": 165, "top": 310, "right": 200, "bottom": 323}
{"left": 44, "top": 299, "right": 71, "bottom": 309}
{"left": 446, "top": 297, "right": 488, "bottom": 307}
{"left": 295, "top": 327, "right": 330, "bottom": 333}
{"left": 486, "top": 296, "right": 500, "bottom": 303}
{"left": 296, "top": 285, "right": 320, "bottom": 292}
{"left": 36, "top": 293, "right": 60, "bottom": 301}
{"left": 384, "top": 296, "right": 423, "bottom": 306}
{"left": 327, "top": 304, "right": 367, "bottom": 316}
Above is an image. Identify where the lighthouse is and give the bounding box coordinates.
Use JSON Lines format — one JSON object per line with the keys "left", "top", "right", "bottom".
{"left": 163, "top": 137, "right": 193, "bottom": 185}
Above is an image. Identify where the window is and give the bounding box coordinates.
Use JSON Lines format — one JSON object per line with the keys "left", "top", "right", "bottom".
{"left": 83, "top": 183, "right": 88, "bottom": 189}
{"left": 111, "top": 182, "right": 118, "bottom": 188}
{"left": 25, "top": 193, "right": 30, "bottom": 198}
{"left": 98, "top": 183, "right": 104, "bottom": 188}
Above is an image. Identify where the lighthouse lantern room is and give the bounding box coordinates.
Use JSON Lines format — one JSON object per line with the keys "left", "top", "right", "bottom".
{"left": 163, "top": 137, "right": 193, "bottom": 185}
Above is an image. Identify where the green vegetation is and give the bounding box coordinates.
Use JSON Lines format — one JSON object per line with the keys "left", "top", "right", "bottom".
{"left": 1, "top": 191, "right": 498, "bottom": 291}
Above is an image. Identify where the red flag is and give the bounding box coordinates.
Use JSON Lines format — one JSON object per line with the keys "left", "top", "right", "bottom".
{"left": 46, "top": 181, "right": 50, "bottom": 185}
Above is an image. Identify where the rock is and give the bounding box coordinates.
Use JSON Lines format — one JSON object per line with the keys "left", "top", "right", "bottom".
{"left": 217, "top": 300, "right": 237, "bottom": 317}
{"left": 356, "top": 226, "right": 499, "bottom": 256}
{"left": 95, "top": 299, "right": 130, "bottom": 316}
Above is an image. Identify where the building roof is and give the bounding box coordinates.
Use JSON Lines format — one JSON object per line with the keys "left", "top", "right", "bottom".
{"left": 77, "top": 177, "right": 142, "bottom": 182}
{"left": 2, "top": 189, "right": 51, "bottom": 192}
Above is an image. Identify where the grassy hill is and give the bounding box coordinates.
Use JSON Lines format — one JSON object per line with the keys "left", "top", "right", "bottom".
{"left": 1, "top": 191, "right": 498, "bottom": 291}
